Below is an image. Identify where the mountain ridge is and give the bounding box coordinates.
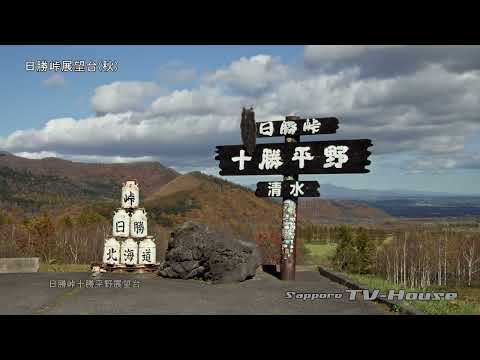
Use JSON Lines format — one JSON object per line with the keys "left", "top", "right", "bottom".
{"left": 0, "top": 154, "right": 394, "bottom": 223}
{"left": 0, "top": 153, "right": 179, "bottom": 213}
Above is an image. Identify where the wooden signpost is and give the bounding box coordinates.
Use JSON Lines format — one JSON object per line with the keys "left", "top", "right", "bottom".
{"left": 215, "top": 110, "right": 373, "bottom": 280}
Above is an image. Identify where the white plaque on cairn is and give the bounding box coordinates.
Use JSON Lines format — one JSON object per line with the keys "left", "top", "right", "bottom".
{"left": 122, "top": 180, "right": 139, "bottom": 209}
{"left": 103, "top": 237, "right": 120, "bottom": 265}
{"left": 130, "top": 208, "right": 148, "bottom": 238}
{"left": 121, "top": 238, "right": 138, "bottom": 265}
{"left": 112, "top": 208, "right": 130, "bottom": 237}
{"left": 139, "top": 236, "right": 156, "bottom": 265}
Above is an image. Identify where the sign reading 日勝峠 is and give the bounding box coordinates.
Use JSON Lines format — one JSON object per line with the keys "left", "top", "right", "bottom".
{"left": 256, "top": 117, "right": 339, "bottom": 137}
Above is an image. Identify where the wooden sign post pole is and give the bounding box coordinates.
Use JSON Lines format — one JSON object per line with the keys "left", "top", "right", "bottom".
{"left": 281, "top": 115, "right": 300, "bottom": 281}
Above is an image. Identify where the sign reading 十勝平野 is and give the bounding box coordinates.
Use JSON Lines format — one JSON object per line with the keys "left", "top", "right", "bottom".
{"left": 216, "top": 139, "right": 371, "bottom": 176}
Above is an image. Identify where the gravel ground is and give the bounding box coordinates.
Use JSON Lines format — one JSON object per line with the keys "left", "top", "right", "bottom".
{"left": 0, "top": 269, "right": 390, "bottom": 315}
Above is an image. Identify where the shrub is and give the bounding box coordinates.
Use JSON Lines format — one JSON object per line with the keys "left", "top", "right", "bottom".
{"left": 332, "top": 226, "right": 377, "bottom": 274}
{"left": 255, "top": 231, "right": 281, "bottom": 265}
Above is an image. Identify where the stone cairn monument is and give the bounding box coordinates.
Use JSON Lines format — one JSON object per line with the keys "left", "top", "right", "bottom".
{"left": 98, "top": 180, "right": 158, "bottom": 273}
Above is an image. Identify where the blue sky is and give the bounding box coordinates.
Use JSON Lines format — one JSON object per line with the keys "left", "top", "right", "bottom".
{"left": 0, "top": 45, "right": 479, "bottom": 194}
{"left": 0, "top": 46, "right": 303, "bottom": 135}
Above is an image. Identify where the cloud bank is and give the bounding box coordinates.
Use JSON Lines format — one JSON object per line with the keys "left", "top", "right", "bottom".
{"left": 2, "top": 47, "right": 480, "bottom": 178}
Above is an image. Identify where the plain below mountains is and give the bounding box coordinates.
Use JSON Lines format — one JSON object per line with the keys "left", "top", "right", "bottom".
{"left": 316, "top": 183, "right": 480, "bottom": 218}
{"left": 248, "top": 182, "right": 480, "bottom": 219}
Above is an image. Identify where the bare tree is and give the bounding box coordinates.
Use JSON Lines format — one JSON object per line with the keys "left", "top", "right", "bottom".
{"left": 462, "top": 234, "right": 480, "bottom": 287}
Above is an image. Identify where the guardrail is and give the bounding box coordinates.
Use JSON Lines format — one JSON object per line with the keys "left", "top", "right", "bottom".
{"left": 317, "top": 265, "right": 425, "bottom": 315}
{"left": 0, "top": 258, "right": 40, "bottom": 273}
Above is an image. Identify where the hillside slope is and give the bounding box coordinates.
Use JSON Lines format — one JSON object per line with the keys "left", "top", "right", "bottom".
{"left": 0, "top": 153, "right": 393, "bottom": 225}
{"left": 0, "top": 153, "right": 179, "bottom": 213}
{"left": 145, "top": 172, "right": 284, "bottom": 234}
{"left": 144, "top": 171, "right": 393, "bottom": 233}
{"left": 298, "top": 198, "right": 393, "bottom": 224}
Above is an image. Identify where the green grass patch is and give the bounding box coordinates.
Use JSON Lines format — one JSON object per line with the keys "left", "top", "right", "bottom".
{"left": 39, "top": 263, "right": 90, "bottom": 272}
{"left": 343, "top": 273, "right": 480, "bottom": 315}
{"left": 304, "top": 243, "right": 337, "bottom": 266}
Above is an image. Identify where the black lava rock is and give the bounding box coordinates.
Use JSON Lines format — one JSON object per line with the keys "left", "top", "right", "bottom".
{"left": 158, "top": 222, "right": 261, "bottom": 283}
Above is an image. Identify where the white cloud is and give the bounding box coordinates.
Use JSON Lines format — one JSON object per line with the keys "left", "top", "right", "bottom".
{"left": 0, "top": 110, "right": 240, "bottom": 165}
{"left": 258, "top": 64, "right": 480, "bottom": 156}
{"left": 304, "top": 45, "right": 480, "bottom": 79}
{"left": 150, "top": 86, "right": 244, "bottom": 117}
{"left": 410, "top": 158, "right": 457, "bottom": 173}
{"left": 304, "top": 45, "right": 404, "bottom": 63}
{"left": 42, "top": 74, "right": 66, "bottom": 88}
{"left": 169, "top": 165, "right": 220, "bottom": 175}
{"left": 406, "top": 154, "right": 480, "bottom": 174}
{"left": 2, "top": 47, "right": 480, "bottom": 176}
{"left": 14, "top": 151, "right": 159, "bottom": 164}
{"left": 91, "top": 81, "right": 163, "bottom": 114}
{"left": 205, "top": 54, "right": 289, "bottom": 95}
{"left": 159, "top": 66, "right": 197, "bottom": 84}
{"left": 14, "top": 151, "right": 59, "bottom": 159}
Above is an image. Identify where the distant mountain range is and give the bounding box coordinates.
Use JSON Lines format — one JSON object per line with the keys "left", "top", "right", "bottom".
{"left": 0, "top": 153, "right": 392, "bottom": 224}
{"left": 309, "top": 183, "right": 471, "bottom": 200}
{"left": 248, "top": 182, "right": 476, "bottom": 200}
{"left": 2, "top": 152, "right": 478, "bottom": 221}
{"left": 247, "top": 182, "right": 480, "bottom": 218}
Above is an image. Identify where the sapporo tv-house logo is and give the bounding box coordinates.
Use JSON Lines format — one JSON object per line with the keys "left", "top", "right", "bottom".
{"left": 286, "top": 290, "right": 458, "bottom": 301}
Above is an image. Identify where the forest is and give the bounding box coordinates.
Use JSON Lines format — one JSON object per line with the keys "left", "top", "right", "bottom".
{"left": 1, "top": 207, "right": 479, "bottom": 288}
{"left": 297, "top": 223, "right": 480, "bottom": 288}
